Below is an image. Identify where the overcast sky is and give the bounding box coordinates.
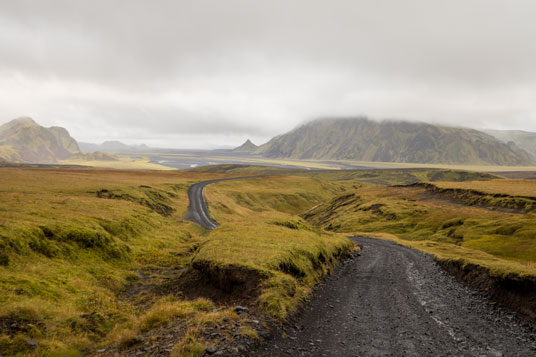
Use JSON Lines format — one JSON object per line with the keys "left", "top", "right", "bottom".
{"left": 1, "top": 0, "right": 536, "bottom": 148}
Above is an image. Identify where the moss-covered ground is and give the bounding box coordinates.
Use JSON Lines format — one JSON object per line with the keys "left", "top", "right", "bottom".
{"left": 0, "top": 167, "right": 353, "bottom": 355}
{"left": 303, "top": 177, "right": 536, "bottom": 278}
{"left": 2, "top": 164, "right": 535, "bottom": 355}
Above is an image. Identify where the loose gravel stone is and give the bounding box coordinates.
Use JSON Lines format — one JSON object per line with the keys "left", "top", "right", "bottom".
{"left": 254, "top": 237, "right": 536, "bottom": 356}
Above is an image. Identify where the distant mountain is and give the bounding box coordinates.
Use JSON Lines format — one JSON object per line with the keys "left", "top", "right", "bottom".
{"left": 233, "top": 139, "right": 259, "bottom": 153}
{"left": 78, "top": 140, "right": 150, "bottom": 153}
{"left": 482, "top": 129, "right": 536, "bottom": 156}
{"left": 256, "top": 118, "right": 535, "bottom": 166}
{"left": 0, "top": 117, "right": 80, "bottom": 163}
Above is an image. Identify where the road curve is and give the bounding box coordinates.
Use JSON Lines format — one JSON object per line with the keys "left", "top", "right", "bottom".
{"left": 256, "top": 237, "right": 536, "bottom": 356}
{"left": 185, "top": 176, "right": 262, "bottom": 230}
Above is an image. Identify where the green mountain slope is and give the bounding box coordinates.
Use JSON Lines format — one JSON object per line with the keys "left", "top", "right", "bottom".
{"left": 483, "top": 129, "right": 536, "bottom": 156}
{"left": 0, "top": 117, "right": 80, "bottom": 163}
{"left": 233, "top": 139, "right": 259, "bottom": 153}
{"left": 256, "top": 118, "right": 535, "bottom": 166}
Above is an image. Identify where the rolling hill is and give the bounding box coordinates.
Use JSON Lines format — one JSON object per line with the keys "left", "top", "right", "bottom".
{"left": 255, "top": 118, "right": 535, "bottom": 166}
{"left": 0, "top": 117, "right": 80, "bottom": 163}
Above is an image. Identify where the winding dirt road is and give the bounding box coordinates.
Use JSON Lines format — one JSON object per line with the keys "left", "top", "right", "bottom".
{"left": 256, "top": 237, "right": 536, "bottom": 356}
{"left": 185, "top": 176, "right": 262, "bottom": 230}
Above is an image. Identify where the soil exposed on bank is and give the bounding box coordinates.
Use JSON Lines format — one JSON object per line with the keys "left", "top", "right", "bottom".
{"left": 255, "top": 237, "right": 536, "bottom": 356}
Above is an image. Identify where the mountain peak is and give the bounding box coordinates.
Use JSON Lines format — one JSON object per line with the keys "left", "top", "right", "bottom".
{"left": 233, "top": 139, "right": 259, "bottom": 153}
{"left": 0, "top": 117, "right": 38, "bottom": 132}
{"left": 12, "top": 117, "right": 37, "bottom": 125}
{"left": 0, "top": 117, "right": 79, "bottom": 163}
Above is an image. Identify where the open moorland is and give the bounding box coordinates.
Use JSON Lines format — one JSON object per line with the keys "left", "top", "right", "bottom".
{"left": 2, "top": 165, "right": 536, "bottom": 356}
{"left": 0, "top": 167, "right": 354, "bottom": 356}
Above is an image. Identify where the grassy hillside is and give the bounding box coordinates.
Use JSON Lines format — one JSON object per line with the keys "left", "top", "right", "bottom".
{"left": 0, "top": 117, "right": 80, "bottom": 164}
{"left": 0, "top": 167, "right": 353, "bottom": 356}
{"left": 256, "top": 118, "right": 535, "bottom": 166}
{"left": 302, "top": 177, "right": 536, "bottom": 277}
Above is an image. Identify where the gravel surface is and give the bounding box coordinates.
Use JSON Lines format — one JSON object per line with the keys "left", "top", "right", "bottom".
{"left": 255, "top": 237, "right": 536, "bottom": 356}
{"left": 185, "top": 176, "right": 263, "bottom": 230}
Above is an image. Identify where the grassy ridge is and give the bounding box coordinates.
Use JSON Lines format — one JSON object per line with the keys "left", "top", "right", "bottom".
{"left": 0, "top": 168, "right": 212, "bottom": 354}
{"left": 0, "top": 118, "right": 79, "bottom": 164}
{"left": 303, "top": 178, "right": 536, "bottom": 276}
{"left": 0, "top": 168, "right": 354, "bottom": 355}
{"left": 202, "top": 176, "right": 355, "bottom": 318}
{"left": 191, "top": 164, "right": 497, "bottom": 185}
{"left": 433, "top": 179, "right": 536, "bottom": 197}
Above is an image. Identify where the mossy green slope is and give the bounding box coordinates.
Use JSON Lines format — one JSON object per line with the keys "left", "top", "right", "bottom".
{"left": 256, "top": 118, "right": 535, "bottom": 165}
{"left": 302, "top": 180, "right": 536, "bottom": 267}
{"left": 0, "top": 167, "right": 354, "bottom": 355}
{"left": 0, "top": 117, "right": 80, "bottom": 163}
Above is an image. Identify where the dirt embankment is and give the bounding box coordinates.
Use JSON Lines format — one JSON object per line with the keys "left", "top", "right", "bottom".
{"left": 437, "top": 259, "right": 536, "bottom": 321}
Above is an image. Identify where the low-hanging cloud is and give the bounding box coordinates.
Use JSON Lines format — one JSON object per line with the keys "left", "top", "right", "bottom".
{"left": 1, "top": 0, "right": 535, "bottom": 148}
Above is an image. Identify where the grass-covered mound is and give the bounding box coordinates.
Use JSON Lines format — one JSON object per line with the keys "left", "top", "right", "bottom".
{"left": 200, "top": 175, "right": 356, "bottom": 318}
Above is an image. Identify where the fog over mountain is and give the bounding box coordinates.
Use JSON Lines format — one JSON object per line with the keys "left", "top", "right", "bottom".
{"left": 1, "top": 1, "right": 536, "bottom": 148}
{"left": 255, "top": 118, "right": 535, "bottom": 166}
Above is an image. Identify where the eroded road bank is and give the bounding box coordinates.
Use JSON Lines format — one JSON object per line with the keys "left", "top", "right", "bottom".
{"left": 255, "top": 237, "right": 536, "bottom": 356}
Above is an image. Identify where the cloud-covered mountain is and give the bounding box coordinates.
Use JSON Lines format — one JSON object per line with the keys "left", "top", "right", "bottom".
{"left": 255, "top": 118, "right": 535, "bottom": 166}
{"left": 482, "top": 129, "right": 536, "bottom": 156}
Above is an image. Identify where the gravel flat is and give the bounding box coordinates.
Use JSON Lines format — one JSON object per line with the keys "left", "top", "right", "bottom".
{"left": 255, "top": 237, "right": 536, "bottom": 356}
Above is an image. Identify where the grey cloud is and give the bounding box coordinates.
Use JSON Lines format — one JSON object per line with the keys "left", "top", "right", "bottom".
{"left": 1, "top": 0, "right": 536, "bottom": 147}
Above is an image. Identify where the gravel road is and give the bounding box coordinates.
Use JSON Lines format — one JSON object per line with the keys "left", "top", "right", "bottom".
{"left": 185, "top": 176, "right": 262, "bottom": 230}
{"left": 255, "top": 237, "right": 536, "bottom": 356}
